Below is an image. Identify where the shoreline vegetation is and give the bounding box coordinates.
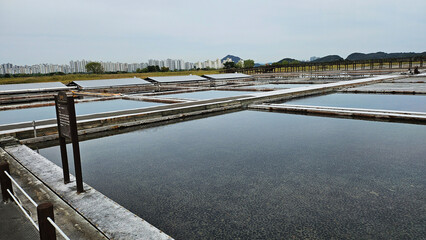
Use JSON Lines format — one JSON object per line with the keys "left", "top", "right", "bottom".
{"left": 0, "top": 70, "right": 221, "bottom": 85}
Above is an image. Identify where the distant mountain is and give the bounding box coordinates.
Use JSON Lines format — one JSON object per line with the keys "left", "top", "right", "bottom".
{"left": 346, "top": 51, "right": 426, "bottom": 61}
{"left": 221, "top": 55, "right": 242, "bottom": 63}
{"left": 311, "top": 55, "right": 344, "bottom": 63}
{"left": 276, "top": 58, "right": 299, "bottom": 63}
{"left": 271, "top": 51, "right": 426, "bottom": 66}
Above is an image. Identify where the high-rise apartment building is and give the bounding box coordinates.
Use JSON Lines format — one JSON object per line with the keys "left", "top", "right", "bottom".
{"left": 1, "top": 57, "right": 225, "bottom": 75}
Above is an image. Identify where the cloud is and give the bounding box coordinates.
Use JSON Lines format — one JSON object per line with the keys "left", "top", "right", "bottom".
{"left": 1, "top": 0, "right": 425, "bottom": 64}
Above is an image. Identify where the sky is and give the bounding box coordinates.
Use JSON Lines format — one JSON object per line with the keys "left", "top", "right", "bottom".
{"left": 1, "top": 0, "right": 425, "bottom": 65}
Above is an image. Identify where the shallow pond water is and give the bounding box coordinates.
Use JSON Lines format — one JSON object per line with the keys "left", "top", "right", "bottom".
{"left": 281, "top": 93, "right": 426, "bottom": 112}
{"left": 38, "top": 110, "right": 426, "bottom": 239}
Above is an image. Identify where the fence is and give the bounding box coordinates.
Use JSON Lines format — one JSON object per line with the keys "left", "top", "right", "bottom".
{"left": 222, "top": 57, "right": 426, "bottom": 75}
{"left": 0, "top": 161, "right": 70, "bottom": 240}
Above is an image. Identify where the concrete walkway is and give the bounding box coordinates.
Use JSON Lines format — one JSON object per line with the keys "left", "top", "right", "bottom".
{"left": 5, "top": 144, "right": 173, "bottom": 240}
{"left": 0, "top": 201, "right": 39, "bottom": 240}
{"left": 249, "top": 104, "right": 426, "bottom": 123}
{"left": 0, "top": 146, "right": 109, "bottom": 240}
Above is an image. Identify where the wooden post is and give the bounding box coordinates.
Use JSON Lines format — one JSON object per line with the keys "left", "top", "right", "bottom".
{"left": 0, "top": 161, "right": 13, "bottom": 202}
{"left": 37, "top": 202, "right": 56, "bottom": 240}
{"left": 68, "top": 97, "right": 84, "bottom": 193}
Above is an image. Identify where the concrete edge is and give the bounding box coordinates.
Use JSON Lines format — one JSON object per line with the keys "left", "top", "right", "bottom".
{"left": 249, "top": 104, "right": 426, "bottom": 124}
{"left": 0, "top": 147, "right": 109, "bottom": 240}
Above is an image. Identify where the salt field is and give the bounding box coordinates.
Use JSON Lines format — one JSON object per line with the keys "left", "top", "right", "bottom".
{"left": 281, "top": 93, "right": 426, "bottom": 112}
{"left": 243, "top": 83, "right": 315, "bottom": 88}
{"left": 0, "top": 99, "right": 163, "bottom": 125}
{"left": 2, "top": 1, "right": 426, "bottom": 239}
{"left": 2, "top": 73, "right": 426, "bottom": 239}
{"left": 161, "top": 90, "right": 254, "bottom": 100}
{"left": 38, "top": 110, "right": 426, "bottom": 239}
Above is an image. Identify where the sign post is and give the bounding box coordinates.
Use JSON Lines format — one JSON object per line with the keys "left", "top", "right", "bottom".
{"left": 54, "top": 92, "right": 84, "bottom": 193}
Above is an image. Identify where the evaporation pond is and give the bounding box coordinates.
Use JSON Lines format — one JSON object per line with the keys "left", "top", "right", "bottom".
{"left": 243, "top": 83, "right": 316, "bottom": 88}
{"left": 38, "top": 110, "right": 426, "bottom": 239}
{"left": 0, "top": 99, "right": 162, "bottom": 125}
{"left": 283, "top": 93, "right": 426, "bottom": 112}
{"left": 161, "top": 90, "right": 254, "bottom": 100}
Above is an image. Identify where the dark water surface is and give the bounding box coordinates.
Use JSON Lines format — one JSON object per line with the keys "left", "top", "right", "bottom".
{"left": 0, "top": 99, "right": 162, "bottom": 125}
{"left": 39, "top": 111, "right": 426, "bottom": 239}
{"left": 162, "top": 90, "right": 254, "bottom": 100}
{"left": 282, "top": 93, "right": 426, "bottom": 112}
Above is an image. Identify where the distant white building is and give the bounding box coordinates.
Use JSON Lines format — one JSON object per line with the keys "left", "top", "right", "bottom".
{"left": 237, "top": 59, "right": 245, "bottom": 67}
{"left": 185, "top": 62, "right": 194, "bottom": 70}
{"left": 193, "top": 59, "right": 223, "bottom": 69}
{"left": 222, "top": 58, "right": 234, "bottom": 64}
{"left": 1, "top": 57, "right": 225, "bottom": 75}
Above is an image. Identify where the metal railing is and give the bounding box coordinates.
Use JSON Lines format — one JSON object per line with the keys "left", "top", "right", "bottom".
{"left": 6, "top": 188, "right": 39, "bottom": 230}
{"left": 0, "top": 161, "right": 71, "bottom": 240}
{"left": 47, "top": 217, "right": 71, "bottom": 240}
{"left": 5, "top": 170, "right": 38, "bottom": 207}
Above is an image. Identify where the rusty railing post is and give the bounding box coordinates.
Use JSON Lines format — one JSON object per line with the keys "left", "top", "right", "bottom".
{"left": 0, "top": 161, "right": 13, "bottom": 202}
{"left": 37, "top": 202, "right": 56, "bottom": 240}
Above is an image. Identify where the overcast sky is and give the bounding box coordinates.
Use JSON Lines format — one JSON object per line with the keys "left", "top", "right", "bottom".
{"left": 1, "top": 0, "right": 425, "bottom": 65}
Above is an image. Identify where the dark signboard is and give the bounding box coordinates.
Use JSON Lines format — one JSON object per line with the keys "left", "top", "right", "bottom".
{"left": 56, "top": 92, "right": 71, "bottom": 138}
{"left": 54, "top": 91, "right": 84, "bottom": 193}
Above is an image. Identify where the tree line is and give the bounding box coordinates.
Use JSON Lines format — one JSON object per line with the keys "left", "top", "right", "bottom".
{"left": 85, "top": 59, "right": 256, "bottom": 74}
{"left": 223, "top": 59, "right": 255, "bottom": 69}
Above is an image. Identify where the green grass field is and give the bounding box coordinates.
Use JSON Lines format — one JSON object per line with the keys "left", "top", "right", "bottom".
{"left": 0, "top": 70, "right": 221, "bottom": 85}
